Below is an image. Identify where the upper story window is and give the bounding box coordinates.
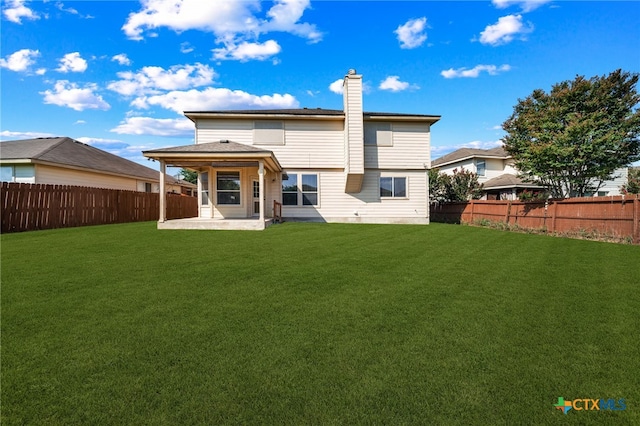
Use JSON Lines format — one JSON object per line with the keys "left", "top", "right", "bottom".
{"left": 364, "top": 122, "right": 392, "bottom": 146}
{"left": 0, "top": 164, "right": 35, "bottom": 183}
{"left": 476, "top": 159, "right": 486, "bottom": 176}
{"left": 254, "top": 120, "right": 284, "bottom": 145}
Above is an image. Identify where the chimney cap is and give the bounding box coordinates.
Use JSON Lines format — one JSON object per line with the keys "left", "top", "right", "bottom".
{"left": 347, "top": 68, "right": 357, "bottom": 75}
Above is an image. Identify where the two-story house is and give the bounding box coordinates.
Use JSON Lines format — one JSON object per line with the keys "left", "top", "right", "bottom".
{"left": 143, "top": 70, "right": 440, "bottom": 230}
{"left": 432, "top": 146, "right": 628, "bottom": 200}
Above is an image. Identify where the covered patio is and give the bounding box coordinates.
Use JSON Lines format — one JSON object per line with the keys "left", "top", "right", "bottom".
{"left": 143, "top": 140, "right": 283, "bottom": 230}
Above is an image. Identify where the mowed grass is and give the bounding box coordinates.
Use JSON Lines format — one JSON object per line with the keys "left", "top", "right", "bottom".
{"left": 2, "top": 222, "right": 639, "bottom": 425}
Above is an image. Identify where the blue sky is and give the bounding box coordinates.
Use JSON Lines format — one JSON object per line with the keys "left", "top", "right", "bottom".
{"left": 1, "top": 0, "right": 639, "bottom": 172}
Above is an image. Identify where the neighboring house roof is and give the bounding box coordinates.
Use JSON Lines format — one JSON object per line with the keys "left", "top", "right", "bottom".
{"left": 0, "top": 137, "right": 191, "bottom": 187}
{"left": 432, "top": 147, "right": 509, "bottom": 168}
{"left": 482, "top": 174, "right": 544, "bottom": 190}
{"left": 185, "top": 108, "right": 440, "bottom": 123}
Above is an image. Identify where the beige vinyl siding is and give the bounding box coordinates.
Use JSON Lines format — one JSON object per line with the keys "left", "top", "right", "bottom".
{"left": 282, "top": 169, "right": 427, "bottom": 221}
{"left": 196, "top": 120, "right": 253, "bottom": 144}
{"left": 344, "top": 80, "right": 364, "bottom": 174}
{"left": 364, "top": 123, "right": 431, "bottom": 169}
{"left": 195, "top": 119, "right": 345, "bottom": 169}
{"left": 36, "top": 164, "right": 139, "bottom": 191}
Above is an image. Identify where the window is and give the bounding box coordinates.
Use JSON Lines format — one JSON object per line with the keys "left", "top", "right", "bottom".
{"left": 282, "top": 172, "right": 318, "bottom": 206}
{"left": 0, "top": 164, "right": 35, "bottom": 183}
{"left": 217, "top": 171, "right": 241, "bottom": 205}
{"left": 144, "top": 182, "right": 152, "bottom": 193}
{"left": 380, "top": 177, "right": 407, "bottom": 198}
{"left": 301, "top": 174, "right": 318, "bottom": 205}
{"left": 254, "top": 120, "right": 284, "bottom": 145}
{"left": 364, "top": 123, "right": 392, "bottom": 146}
{"left": 200, "top": 172, "right": 209, "bottom": 206}
{"left": 282, "top": 173, "right": 298, "bottom": 205}
{"left": 476, "top": 160, "right": 486, "bottom": 177}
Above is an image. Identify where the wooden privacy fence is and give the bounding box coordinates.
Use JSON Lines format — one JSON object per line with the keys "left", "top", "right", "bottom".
{"left": 430, "top": 195, "right": 640, "bottom": 244}
{"left": 1, "top": 182, "right": 198, "bottom": 233}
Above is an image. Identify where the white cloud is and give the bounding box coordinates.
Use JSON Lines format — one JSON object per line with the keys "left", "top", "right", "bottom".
{"left": 0, "top": 130, "right": 58, "bottom": 141}
{"left": 131, "top": 87, "right": 299, "bottom": 114}
{"left": 56, "top": 52, "right": 88, "bottom": 73}
{"left": 74, "top": 120, "right": 86, "bottom": 125}
{"left": 110, "top": 117, "right": 194, "bottom": 136}
{"left": 122, "top": 0, "right": 321, "bottom": 61}
{"left": 111, "top": 53, "right": 132, "bottom": 66}
{"left": 395, "top": 17, "right": 427, "bottom": 49}
{"left": 478, "top": 14, "right": 533, "bottom": 46}
{"left": 329, "top": 79, "right": 343, "bottom": 94}
{"left": 3, "top": 0, "right": 39, "bottom": 24}
{"left": 212, "top": 40, "right": 281, "bottom": 62}
{"left": 108, "top": 63, "right": 215, "bottom": 96}
{"left": 379, "top": 76, "right": 419, "bottom": 92}
{"left": 0, "top": 48, "right": 39, "bottom": 72}
{"left": 441, "top": 64, "right": 511, "bottom": 79}
{"left": 41, "top": 80, "right": 110, "bottom": 111}
{"left": 35, "top": 68, "right": 46, "bottom": 75}
{"left": 180, "top": 42, "right": 194, "bottom": 53}
{"left": 492, "top": 0, "right": 550, "bottom": 13}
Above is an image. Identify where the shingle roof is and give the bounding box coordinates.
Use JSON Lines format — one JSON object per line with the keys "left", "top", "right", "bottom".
{"left": 143, "top": 140, "right": 272, "bottom": 154}
{"left": 482, "top": 174, "right": 544, "bottom": 189}
{"left": 184, "top": 108, "right": 440, "bottom": 121}
{"left": 432, "top": 147, "right": 509, "bottom": 167}
{"left": 0, "top": 137, "right": 187, "bottom": 185}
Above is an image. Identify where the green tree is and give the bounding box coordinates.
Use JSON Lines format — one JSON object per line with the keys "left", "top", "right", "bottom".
{"left": 179, "top": 169, "right": 197, "bottom": 184}
{"left": 502, "top": 69, "right": 640, "bottom": 198}
{"left": 429, "top": 168, "right": 483, "bottom": 202}
{"left": 622, "top": 168, "right": 640, "bottom": 195}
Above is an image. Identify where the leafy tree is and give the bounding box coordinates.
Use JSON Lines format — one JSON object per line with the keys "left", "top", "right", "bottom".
{"left": 429, "top": 168, "right": 483, "bottom": 202}
{"left": 502, "top": 69, "right": 640, "bottom": 198}
{"left": 179, "top": 169, "right": 197, "bottom": 184}
{"left": 621, "top": 168, "right": 640, "bottom": 195}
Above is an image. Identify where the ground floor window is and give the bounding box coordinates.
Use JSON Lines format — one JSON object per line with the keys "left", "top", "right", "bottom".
{"left": 282, "top": 172, "right": 318, "bottom": 206}
{"left": 380, "top": 176, "right": 406, "bottom": 198}
{"left": 217, "top": 171, "right": 241, "bottom": 205}
{"left": 200, "top": 172, "right": 209, "bottom": 205}
{"left": 1, "top": 164, "right": 35, "bottom": 183}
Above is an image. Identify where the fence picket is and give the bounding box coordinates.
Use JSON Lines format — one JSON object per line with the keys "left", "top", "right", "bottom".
{"left": 1, "top": 183, "right": 197, "bottom": 233}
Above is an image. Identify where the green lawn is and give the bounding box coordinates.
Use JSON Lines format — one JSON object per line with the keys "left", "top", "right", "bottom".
{"left": 2, "top": 222, "right": 639, "bottom": 425}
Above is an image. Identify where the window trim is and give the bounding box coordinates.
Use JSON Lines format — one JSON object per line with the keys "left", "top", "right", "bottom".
{"left": 380, "top": 176, "right": 408, "bottom": 199}
{"left": 253, "top": 120, "right": 285, "bottom": 145}
{"left": 364, "top": 122, "right": 393, "bottom": 146}
{"left": 281, "top": 172, "right": 319, "bottom": 207}
{"left": 476, "top": 159, "right": 486, "bottom": 177}
{"left": 216, "top": 170, "right": 241, "bottom": 205}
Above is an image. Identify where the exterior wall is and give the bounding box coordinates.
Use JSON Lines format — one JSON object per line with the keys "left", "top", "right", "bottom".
{"left": 365, "top": 122, "right": 431, "bottom": 169}
{"left": 195, "top": 119, "right": 344, "bottom": 168}
{"left": 282, "top": 169, "right": 428, "bottom": 223}
{"left": 343, "top": 75, "right": 364, "bottom": 175}
{"left": 198, "top": 166, "right": 279, "bottom": 219}
{"left": 590, "top": 167, "right": 627, "bottom": 196}
{"left": 437, "top": 159, "right": 474, "bottom": 176}
{"left": 36, "top": 164, "right": 140, "bottom": 191}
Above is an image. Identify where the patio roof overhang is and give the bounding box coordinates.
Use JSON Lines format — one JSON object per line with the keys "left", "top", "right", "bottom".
{"left": 142, "top": 140, "right": 282, "bottom": 172}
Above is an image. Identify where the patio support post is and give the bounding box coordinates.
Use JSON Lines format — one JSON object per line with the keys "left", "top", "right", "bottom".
{"left": 159, "top": 160, "right": 166, "bottom": 223}
{"left": 259, "top": 160, "right": 265, "bottom": 222}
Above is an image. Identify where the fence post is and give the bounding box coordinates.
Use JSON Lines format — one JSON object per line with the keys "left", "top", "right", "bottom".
{"left": 468, "top": 200, "right": 475, "bottom": 224}
{"left": 505, "top": 201, "right": 511, "bottom": 225}
{"left": 550, "top": 200, "right": 557, "bottom": 234}
{"left": 634, "top": 195, "right": 639, "bottom": 245}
